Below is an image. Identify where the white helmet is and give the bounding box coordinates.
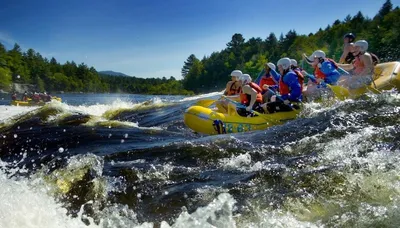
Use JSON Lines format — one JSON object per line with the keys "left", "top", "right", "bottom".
{"left": 230, "top": 70, "right": 242, "bottom": 78}
{"left": 354, "top": 40, "right": 368, "bottom": 52}
{"left": 240, "top": 74, "right": 252, "bottom": 84}
{"left": 290, "top": 59, "right": 298, "bottom": 67}
{"left": 277, "top": 58, "right": 291, "bottom": 70}
{"left": 308, "top": 50, "right": 326, "bottom": 61}
{"left": 265, "top": 62, "right": 276, "bottom": 71}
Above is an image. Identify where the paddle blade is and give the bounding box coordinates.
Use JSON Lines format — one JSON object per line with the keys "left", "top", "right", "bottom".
{"left": 195, "top": 99, "right": 217, "bottom": 107}
{"left": 328, "top": 85, "right": 351, "bottom": 100}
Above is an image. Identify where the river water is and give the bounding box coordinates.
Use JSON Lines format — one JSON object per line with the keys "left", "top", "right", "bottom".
{"left": 0, "top": 91, "right": 399, "bottom": 228}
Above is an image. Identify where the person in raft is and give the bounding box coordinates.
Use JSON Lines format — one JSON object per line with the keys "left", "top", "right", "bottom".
{"left": 258, "top": 62, "right": 280, "bottom": 102}
{"left": 263, "top": 57, "right": 303, "bottom": 113}
{"left": 337, "top": 40, "right": 376, "bottom": 89}
{"left": 301, "top": 50, "right": 340, "bottom": 100}
{"left": 223, "top": 70, "right": 242, "bottom": 96}
{"left": 216, "top": 70, "right": 243, "bottom": 113}
{"left": 236, "top": 74, "right": 265, "bottom": 116}
{"left": 339, "top": 33, "right": 356, "bottom": 64}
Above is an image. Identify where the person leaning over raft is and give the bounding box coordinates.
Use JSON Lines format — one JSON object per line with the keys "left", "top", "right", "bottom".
{"left": 237, "top": 74, "right": 265, "bottom": 115}
{"left": 337, "top": 40, "right": 376, "bottom": 89}
{"left": 302, "top": 50, "right": 341, "bottom": 85}
{"left": 263, "top": 57, "right": 303, "bottom": 113}
{"left": 301, "top": 50, "right": 340, "bottom": 100}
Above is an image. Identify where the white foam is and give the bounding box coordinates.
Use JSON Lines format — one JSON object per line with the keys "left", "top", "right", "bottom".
{"left": 67, "top": 99, "right": 139, "bottom": 117}
{"left": 0, "top": 169, "right": 98, "bottom": 228}
{"left": 179, "top": 91, "right": 223, "bottom": 102}
{"left": 0, "top": 106, "right": 38, "bottom": 122}
{"left": 161, "top": 193, "right": 237, "bottom": 228}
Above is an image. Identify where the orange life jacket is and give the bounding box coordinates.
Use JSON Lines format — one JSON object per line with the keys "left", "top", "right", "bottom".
{"left": 314, "top": 58, "right": 338, "bottom": 80}
{"left": 240, "top": 82, "right": 263, "bottom": 105}
{"left": 279, "top": 70, "right": 304, "bottom": 96}
{"left": 226, "top": 81, "right": 241, "bottom": 95}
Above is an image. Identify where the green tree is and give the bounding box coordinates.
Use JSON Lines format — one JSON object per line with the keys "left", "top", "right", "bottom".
{"left": 181, "top": 54, "right": 198, "bottom": 78}
{"left": 376, "top": 0, "right": 393, "bottom": 19}
{"left": 0, "top": 67, "right": 12, "bottom": 91}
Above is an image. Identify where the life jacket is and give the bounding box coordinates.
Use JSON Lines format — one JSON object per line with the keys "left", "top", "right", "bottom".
{"left": 314, "top": 58, "right": 338, "bottom": 80}
{"left": 259, "top": 73, "right": 278, "bottom": 89}
{"left": 345, "top": 52, "right": 355, "bottom": 64}
{"left": 279, "top": 70, "right": 303, "bottom": 96}
{"left": 227, "top": 81, "right": 241, "bottom": 95}
{"left": 240, "top": 82, "right": 263, "bottom": 105}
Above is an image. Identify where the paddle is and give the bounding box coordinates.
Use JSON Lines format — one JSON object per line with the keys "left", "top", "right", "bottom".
{"left": 195, "top": 99, "right": 218, "bottom": 107}
{"left": 221, "top": 96, "right": 266, "bottom": 117}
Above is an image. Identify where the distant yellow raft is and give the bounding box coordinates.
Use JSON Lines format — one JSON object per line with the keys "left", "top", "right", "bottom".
{"left": 184, "top": 105, "right": 300, "bottom": 135}
{"left": 10, "top": 97, "right": 62, "bottom": 106}
{"left": 333, "top": 61, "right": 400, "bottom": 100}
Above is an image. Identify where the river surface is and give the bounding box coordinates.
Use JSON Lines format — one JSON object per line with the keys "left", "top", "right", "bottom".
{"left": 0, "top": 91, "right": 399, "bottom": 228}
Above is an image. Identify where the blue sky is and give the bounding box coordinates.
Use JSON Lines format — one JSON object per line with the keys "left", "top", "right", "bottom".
{"left": 1, "top": 0, "right": 399, "bottom": 79}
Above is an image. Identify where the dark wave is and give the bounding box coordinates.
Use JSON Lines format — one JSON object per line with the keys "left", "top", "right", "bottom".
{"left": 0, "top": 92, "right": 400, "bottom": 226}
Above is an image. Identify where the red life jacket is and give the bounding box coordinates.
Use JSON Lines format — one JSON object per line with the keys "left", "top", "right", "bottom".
{"left": 279, "top": 70, "right": 304, "bottom": 96}
{"left": 240, "top": 82, "right": 263, "bottom": 105}
{"left": 314, "top": 58, "right": 338, "bottom": 80}
{"left": 259, "top": 74, "right": 278, "bottom": 90}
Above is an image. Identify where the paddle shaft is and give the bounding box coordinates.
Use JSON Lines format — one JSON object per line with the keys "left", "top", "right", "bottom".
{"left": 222, "top": 96, "right": 265, "bottom": 116}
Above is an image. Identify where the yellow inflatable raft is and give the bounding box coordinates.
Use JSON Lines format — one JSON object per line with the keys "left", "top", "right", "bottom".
{"left": 11, "top": 97, "right": 62, "bottom": 106}
{"left": 184, "top": 104, "right": 300, "bottom": 135}
{"left": 332, "top": 61, "right": 400, "bottom": 100}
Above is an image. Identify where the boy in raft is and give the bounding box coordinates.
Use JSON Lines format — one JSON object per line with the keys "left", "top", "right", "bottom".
{"left": 301, "top": 50, "right": 340, "bottom": 101}
{"left": 216, "top": 70, "right": 243, "bottom": 113}
{"left": 236, "top": 74, "right": 265, "bottom": 116}
{"left": 339, "top": 33, "right": 356, "bottom": 64}
{"left": 337, "top": 40, "right": 377, "bottom": 89}
{"left": 223, "top": 70, "right": 242, "bottom": 96}
{"left": 263, "top": 57, "right": 303, "bottom": 113}
{"left": 258, "top": 62, "right": 280, "bottom": 103}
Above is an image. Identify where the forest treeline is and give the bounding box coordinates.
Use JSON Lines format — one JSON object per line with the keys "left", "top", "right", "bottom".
{"left": 0, "top": 44, "right": 193, "bottom": 95}
{"left": 181, "top": 0, "right": 399, "bottom": 93}
{"left": 0, "top": 1, "right": 398, "bottom": 95}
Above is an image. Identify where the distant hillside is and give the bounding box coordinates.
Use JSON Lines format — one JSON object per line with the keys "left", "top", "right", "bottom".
{"left": 98, "top": 70, "right": 129, "bottom": 77}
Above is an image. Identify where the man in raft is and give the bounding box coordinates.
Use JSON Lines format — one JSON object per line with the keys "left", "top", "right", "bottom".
{"left": 337, "top": 40, "right": 377, "bottom": 89}
{"left": 301, "top": 50, "right": 340, "bottom": 100}
{"left": 263, "top": 57, "right": 303, "bottom": 113}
